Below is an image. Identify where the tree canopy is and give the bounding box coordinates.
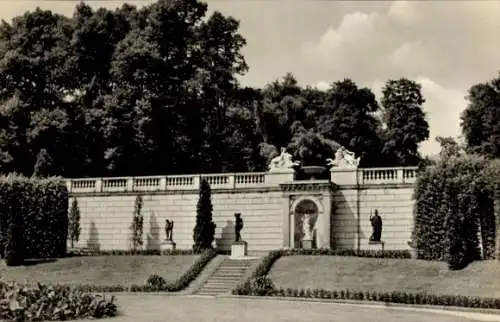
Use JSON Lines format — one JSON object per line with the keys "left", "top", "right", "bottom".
{"left": 5, "top": 0, "right": 491, "bottom": 178}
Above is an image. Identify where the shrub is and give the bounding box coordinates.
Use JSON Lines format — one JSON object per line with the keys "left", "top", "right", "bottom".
{"left": 0, "top": 281, "right": 117, "bottom": 321}
{"left": 248, "top": 276, "right": 275, "bottom": 296}
{"left": 413, "top": 155, "right": 496, "bottom": 266}
{"left": 146, "top": 274, "right": 167, "bottom": 291}
{"left": 129, "top": 195, "right": 144, "bottom": 251}
{"left": 0, "top": 175, "right": 68, "bottom": 261}
{"left": 193, "top": 180, "right": 216, "bottom": 253}
{"left": 68, "top": 198, "right": 81, "bottom": 249}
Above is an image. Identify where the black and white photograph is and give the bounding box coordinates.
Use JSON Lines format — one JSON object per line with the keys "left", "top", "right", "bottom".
{"left": 0, "top": 0, "right": 499, "bottom": 321}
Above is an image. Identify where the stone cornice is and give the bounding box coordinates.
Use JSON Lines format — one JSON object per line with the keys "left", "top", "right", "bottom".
{"left": 69, "top": 186, "right": 282, "bottom": 197}
{"left": 280, "top": 181, "right": 337, "bottom": 193}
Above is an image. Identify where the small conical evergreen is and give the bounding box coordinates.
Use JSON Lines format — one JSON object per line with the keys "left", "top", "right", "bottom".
{"left": 193, "top": 179, "right": 216, "bottom": 253}
{"left": 130, "top": 195, "right": 144, "bottom": 251}
{"left": 68, "top": 198, "right": 81, "bottom": 248}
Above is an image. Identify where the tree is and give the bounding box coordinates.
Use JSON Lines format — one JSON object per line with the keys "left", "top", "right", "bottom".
{"left": 287, "top": 127, "right": 341, "bottom": 166}
{"left": 33, "top": 148, "right": 54, "bottom": 177}
{"left": 380, "top": 79, "right": 430, "bottom": 166}
{"left": 193, "top": 179, "right": 216, "bottom": 253}
{"left": 68, "top": 198, "right": 81, "bottom": 249}
{"left": 316, "top": 79, "right": 382, "bottom": 166}
{"left": 129, "top": 195, "right": 144, "bottom": 251}
{"left": 436, "top": 136, "right": 463, "bottom": 159}
{"left": 461, "top": 74, "right": 500, "bottom": 159}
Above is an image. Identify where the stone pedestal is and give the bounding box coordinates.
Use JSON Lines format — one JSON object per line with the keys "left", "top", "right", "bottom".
{"left": 362, "top": 240, "right": 385, "bottom": 252}
{"left": 160, "top": 240, "right": 176, "bottom": 252}
{"left": 302, "top": 240, "right": 313, "bottom": 250}
{"left": 231, "top": 241, "right": 248, "bottom": 259}
{"left": 265, "top": 169, "right": 295, "bottom": 185}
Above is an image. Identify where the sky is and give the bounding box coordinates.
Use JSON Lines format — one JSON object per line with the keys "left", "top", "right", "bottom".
{"left": 1, "top": 0, "right": 499, "bottom": 156}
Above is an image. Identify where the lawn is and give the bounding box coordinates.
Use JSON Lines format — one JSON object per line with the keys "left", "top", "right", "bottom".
{"left": 78, "top": 295, "right": 487, "bottom": 322}
{"left": 268, "top": 256, "right": 500, "bottom": 298}
{"left": 0, "top": 255, "right": 200, "bottom": 286}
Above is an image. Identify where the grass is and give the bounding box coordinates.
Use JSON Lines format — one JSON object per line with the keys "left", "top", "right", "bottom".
{"left": 0, "top": 255, "right": 200, "bottom": 286}
{"left": 78, "top": 295, "right": 483, "bottom": 322}
{"left": 268, "top": 256, "right": 500, "bottom": 298}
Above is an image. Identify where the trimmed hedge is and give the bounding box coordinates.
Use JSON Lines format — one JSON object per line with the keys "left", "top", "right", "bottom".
{"left": 269, "top": 287, "right": 500, "bottom": 310}
{"left": 0, "top": 175, "right": 68, "bottom": 263}
{"left": 233, "top": 248, "right": 410, "bottom": 295}
{"left": 412, "top": 155, "right": 496, "bottom": 268}
{"left": 62, "top": 249, "right": 217, "bottom": 292}
{"left": 0, "top": 281, "right": 117, "bottom": 321}
{"left": 233, "top": 249, "right": 500, "bottom": 310}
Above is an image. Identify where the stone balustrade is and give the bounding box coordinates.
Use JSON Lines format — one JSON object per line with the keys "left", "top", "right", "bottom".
{"left": 65, "top": 167, "right": 418, "bottom": 194}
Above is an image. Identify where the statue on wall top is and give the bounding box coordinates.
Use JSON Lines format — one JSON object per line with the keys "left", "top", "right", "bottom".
{"left": 301, "top": 214, "right": 313, "bottom": 241}
{"left": 326, "top": 146, "right": 360, "bottom": 169}
{"left": 234, "top": 213, "right": 244, "bottom": 242}
{"left": 369, "top": 209, "right": 382, "bottom": 242}
{"left": 268, "top": 147, "right": 301, "bottom": 172}
{"left": 165, "top": 219, "right": 174, "bottom": 241}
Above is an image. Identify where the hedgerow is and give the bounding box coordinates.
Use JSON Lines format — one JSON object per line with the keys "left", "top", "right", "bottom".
{"left": 412, "top": 155, "right": 496, "bottom": 268}
{"left": 0, "top": 175, "right": 68, "bottom": 264}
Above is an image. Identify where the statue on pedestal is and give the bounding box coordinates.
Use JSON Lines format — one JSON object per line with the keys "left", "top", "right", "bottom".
{"left": 369, "top": 210, "right": 382, "bottom": 242}
{"left": 302, "top": 214, "right": 313, "bottom": 241}
{"left": 268, "top": 147, "right": 301, "bottom": 172}
{"left": 326, "top": 146, "right": 360, "bottom": 168}
{"left": 165, "top": 219, "right": 174, "bottom": 241}
{"left": 234, "top": 213, "right": 244, "bottom": 242}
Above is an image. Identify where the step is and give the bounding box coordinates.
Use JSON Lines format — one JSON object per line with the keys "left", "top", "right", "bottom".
{"left": 202, "top": 281, "right": 239, "bottom": 287}
{"left": 198, "top": 287, "right": 233, "bottom": 292}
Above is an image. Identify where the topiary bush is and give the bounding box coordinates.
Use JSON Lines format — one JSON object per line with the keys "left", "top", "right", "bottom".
{"left": 0, "top": 281, "right": 117, "bottom": 321}
{"left": 412, "top": 154, "right": 496, "bottom": 268}
{"left": 0, "top": 175, "right": 68, "bottom": 262}
{"left": 248, "top": 276, "right": 275, "bottom": 296}
{"left": 193, "top": 179, "right": 216, "bottom": 253}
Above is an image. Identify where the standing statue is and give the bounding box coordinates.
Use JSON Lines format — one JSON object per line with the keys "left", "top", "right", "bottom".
{"left": 326, "top": 146, "right": 360, "bottom": 168}
{"left": 234, "top": 213, "right": 244, "bottom": 242}
{"left": 302, "top": 214, "right": 313, "bottom": 241}
{"left": 269, "top": 147, "right": 301, "bottom": 172}
{"left": 165, "top": 219, "right": 174, "bottom": 241}
{"left": 369, "top": 210, "right": 383, "bottom": 242}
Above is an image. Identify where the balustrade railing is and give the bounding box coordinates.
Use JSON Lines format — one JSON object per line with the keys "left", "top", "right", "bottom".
{"left": 65, "top": 167, "right": 418, "bottom": 193}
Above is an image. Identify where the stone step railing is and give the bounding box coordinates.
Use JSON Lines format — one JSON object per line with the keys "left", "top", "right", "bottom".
{"left": 65, "top": 167, "right": 418, "bottom": 194}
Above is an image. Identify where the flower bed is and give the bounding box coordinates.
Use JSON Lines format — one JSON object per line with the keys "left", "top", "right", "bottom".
{"left": 0, "top": 281, "right": 117, "bottom": 321}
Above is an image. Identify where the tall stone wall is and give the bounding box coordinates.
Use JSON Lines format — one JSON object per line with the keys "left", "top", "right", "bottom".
{"left": 70, "top": 188, "right": 283, "bottom": 254}
{"left": 67, "top": 167, "right": 418, "bottom": 254}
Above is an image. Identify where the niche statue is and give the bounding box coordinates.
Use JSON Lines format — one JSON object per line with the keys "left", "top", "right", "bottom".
{"left": 234, "top": 213, "right": 244, "bottom": 242}
{"left": 164, "top": 219, "right": 174, "bottom": 241}
{"left": 369, "top": 210, "right": 382, "bottom": 242}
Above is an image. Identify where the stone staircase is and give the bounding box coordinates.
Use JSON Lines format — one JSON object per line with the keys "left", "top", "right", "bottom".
{"left": 196, "top": 258, "right": 255, "bottom": 296}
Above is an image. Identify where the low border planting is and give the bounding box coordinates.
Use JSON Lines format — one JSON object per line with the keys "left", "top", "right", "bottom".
{"left": 0, "top": 281, "right": 117, "bottom": 321}
{"left": 232, "top": 248, "right": 500, "bottom": 310}
{"left": 66, "top": 249, "right": 196, "bottom": 257}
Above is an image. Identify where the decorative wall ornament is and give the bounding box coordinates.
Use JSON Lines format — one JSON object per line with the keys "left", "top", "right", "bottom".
{"left": 326, "top": 146, "right": 360, "bottom": 169}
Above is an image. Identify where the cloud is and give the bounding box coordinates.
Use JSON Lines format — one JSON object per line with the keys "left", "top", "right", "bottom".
{"left": 303, "top": 1, "right": 500, "bottom": 88}
{"left": 306, "top": 1, "right": 499, "bottom": 156}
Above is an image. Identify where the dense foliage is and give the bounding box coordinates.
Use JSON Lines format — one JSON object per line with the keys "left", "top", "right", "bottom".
{"left": 0, "top": 0, "right": 436, "bottom": 179}
{"left": 461, "top": 73, "right": 500, "bottom": 159}
{"left": 412, "top": 155, "right": 496, "bottom": 268}
{"left": 0, "top": 175, "right": 68, "bottom": 264}
{"left": 193, "top": 179, "right": 216, "bottom": 253}
{"left": 0, "top": 281, "right": 117, "bottom": 321}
